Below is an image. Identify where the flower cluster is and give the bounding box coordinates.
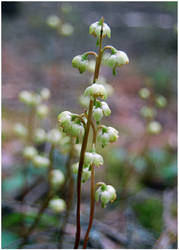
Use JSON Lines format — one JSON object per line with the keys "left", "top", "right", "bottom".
{"left": 89, "top": 20, "right": 111, "bottom": 39}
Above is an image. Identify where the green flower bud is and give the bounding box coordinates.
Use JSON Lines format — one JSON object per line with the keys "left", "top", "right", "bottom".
{"left": 95, "top": 184, "right": 117, "bottom": 208}
{"left": 23, "top": 146, "right": 38, "bottom": 161}
{"left": 72, "top": 55, "right": 88, "bottom": 74}
{"left": 47, "top": 128, "right": 62, "bottom": 145}
{"left": 14, "top": 123, "right": 27, "bottom": 138}
{"left": 155, "top": 95, "right": 167, "bottom": 108}
{"left": 84, "top": 83, "right": 107, "bottom": 100}
{"left": 72, "top": 162, "right": 91, "bottom": 183}
{"left": 33, "top": 155, "right": 50, "bottom": 168}
{"left": 93, "top": 107, "right": 103, "bottom": 121}
{"left": 140, "top": 106, "right": 157, "bottom": 119}
{"left": 40, "top": 88, "right": 51, "bottom": 100}
{"left": 34, "top": 128, "right": 46, "bottom": 144}
{"left": 51, "top": 169, "right": 65, "bottom": 188}
{"left": 139, "top": 88, "right": 150, "bottom": 99}
{"left": 108, "top": 127, "right": 119, "bottom": 142}
{"left": 147, "top": 121, "right": 162, "bottom": 135}
{"left": 89, "top": 21, "right": 111, "bottom": 39}
{"left": 60, "top": 23, "right": 74, "bottom": 36}
{"left": 71, "top": 122, "right": 85, "bottom": 138}
{"left": 46, "top": 15, "right": 61, "bottom": 28}
{"left": 49, "top": 198, "right": 66, "bottom": 213}
{"left": 37, "top": 104, "right": 48, "bottom": 119}
{"left": 84, "top": 152, "right": 104, "bottom": 167}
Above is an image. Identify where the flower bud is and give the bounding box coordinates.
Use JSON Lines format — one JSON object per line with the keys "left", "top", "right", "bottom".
{"left": 37, "top": 104, "right": 48, "bottom": 119}
{"left": 97, "top": 126, "right": 119, "bottom": 147}
{"left": 51, "top": 169, "right": 65, "bottom": 188}
{"left": 33, "top": 155, "right": 50, "bottom": 168}
{"left": 89, "top": 21, "right": 111, "bottom": 39}
{"left": 84, "top": 83, "right": 107, "bottom": 100}
{"left": 95, "top": 183, "right": 117, "bottom": 208}
{"left": 14, "top": 123, "right": 27, "bottom": 138}
{"left": 40, "top": 88, "right": 51, "bottom": 100}
{"left": 46, "top": 15, "right": 61, "bottom": 28}
{"left": 71, "top": 122, "right": 85, "bottom": 138}
{"left": 34, "top": 128, "right": 46, "bottom": 144}
{"left": 155, "top": 95, "right": 167, "bottom": 108}
{"left": 140, "top": 106, "right": 157, "bottom": 119}
{"left": 93, "top": 107, "right": 103, "bottom": 121}
{"left": 108, "top": 127, "right": 119, "bottom": 143}
{"left": 139, "top": 88, "right": 150, "bottom": 99}
{"left": 72, "top": 162, "right": 91, "bottom": 183}
{"left": 47, "top": 128, "right": 62, "bottom": 145}
{"left": 72, "top": 55, "right": 88, "bottom": 74}
{"left": 23, "top": 146, "right": 38, "bottom": 161}
{"left": 107, "top": 50, "right": 129, "bottom": 68}
{"left": 147, "top": 121, "right": 162, "bottom": 135}
{"left": 84, "top": 152, "right": 104, "bottom": 167}
{"left": 60, "top": 23, "right": 74, "bottom": 36}
{"left": 49, "top": 198, "right": 66, "bottom": 213}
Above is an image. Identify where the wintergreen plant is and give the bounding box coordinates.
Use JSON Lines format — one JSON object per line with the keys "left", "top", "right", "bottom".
{"left": 57, "top": 17, "right": 129, "bottom": 249}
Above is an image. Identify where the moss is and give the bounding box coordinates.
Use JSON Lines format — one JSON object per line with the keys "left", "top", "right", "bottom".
{"left": 133, "top": 198, "right": 163, "bottom": 235}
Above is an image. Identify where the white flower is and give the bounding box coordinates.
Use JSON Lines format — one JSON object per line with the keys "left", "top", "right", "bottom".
{"left": 97, "top": 126, "right": 119, "bottom": 147}
{"left": 84, "top": 152, "right": 104, "bottom": 167}
{"left": 23, "top": 146, "right": 38, "bottom": 161}
{"left": 140, "top": 106, "right": 157, "bottom": 119}
{"left": 49, "top": 198, "right": 66, "bottom": 213}
{"left": 37, "top": 104, "right": 48, "bottom": 119}
{"left": 46, "top": 15, "right": 61, "bottom": 28}
{"left": 155, "top": 95, "right": 167, "bottom": 108}
{"left": 147, "top": 121, "right": 162, "bottom": 135}
{"left": 139, "top": 88, "right": 150, "bottom": 99}
{"left": 107, "top": 50, "right": 129, "bottom": 68}
{"left": 89, "top": 21, "right": 111, "bottom": 39}
{"left": 95, "top": 183, "right": 117, "bottom": 208}
{"left": 14, "top": 123, "right": 27, "bottom": 138}
{"left": 51, "top": 169, "right": 65, "bottom": 188}
{"left": 40, "top": 88, "right": 51, "bottom": 100}
{"left": 72, "top": 162, "right": 91, "bottom": 183}
{"left": 93, "top": 107, "right": 103, "bottom": 121}
{"left": 19, "top": 91, "right": 33, "bottom": 106}
{"left": 101, "top": 102, "right": 111, "bottom": 116}
{"left": 33, "top": 155, "right": 50, "bottom": 168}
{"left": 47, "top": 129, "right": 62, "bottom": 145}
{"left": 60, "top": 23, "right": 74, "bottom": 36}
{"left": 34, "top": 128, "right": 46, "bottom": 144}
{"left": 84, "top": 83, "right": 107, "bottom": 100}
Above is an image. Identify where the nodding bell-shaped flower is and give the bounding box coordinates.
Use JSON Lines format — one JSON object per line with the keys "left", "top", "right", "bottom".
{"left": 34, "top": 128, "right": 46, "bottom": 144}
{"left": 46, "top": 15, "right": 61, "bottom": 28}
{"left": 87, "top": 60, "right": 96, "bottom": 73}
{"left": 19, "top": 91, "right": 41, "bottom": 107}
{"left": 89, "top": 20, "right": 111, "bottom": 39}
{"left": 37, "top": 104, "right": 48, "bottom": 119}
{"left": 139, "top": 88, "right": 150, "bottom": 99}
{"left": 23, "top": 146, "right": 38, "bottom": 161}
{"left": 60, "top": 23, "right": 74, "bottom": 36}
{"left": 40, "top": 88, "right": 51, "bottom": 100}
{"left": 72, "top": 55, "right": 88, "bottom": 74}
{"left": 155, "top": 95, "right": 167, "bottom": 108}
{"left": 84, "top": 152, "right": 104, "bottom": 167}
{"left": 84, "top": 83, "right": 107, "bottom": 100}
{"left": 14, "top": 123, "right": 27, "bottom": 138}
{"left": 106, "top": 50, "right": 129, "bottom": 68}
{"left": 140, "top": 106, "right": 157, "bottom": 119}
{"left": 79, "top": 95, "right": 90, "bottom": 108}
{"left": 97, "top": 126, "right": 119, "bottom": 147}
{"left": 47, "top": 128, "right": 62, "bottom": 145}
{"left": 33, "top": 155, "right": 50, "bottom": 168}
{"left": 51, "top": 169, "right": 65, "bottom": 188}
{"left": 72, "top": 162, "right": 91, "bottom": 183}
{"left": 147, "top": 121, "right": 162, "bottom": 135}
{"left": 92, "top": 100, "right": 111, "bottom": 121}
{"left": 58, "top": 111, "right": 85, "bottom": 138}
{"left": 95, "top": 183, "right": 117, "bottom": 208}
{"left": 49, "top": 198, "right": 66, "bottom": 213}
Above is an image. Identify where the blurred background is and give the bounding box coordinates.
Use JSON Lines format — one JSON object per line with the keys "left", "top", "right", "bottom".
{"left": 2, "top": 1, "right": 177, "bottom": 249}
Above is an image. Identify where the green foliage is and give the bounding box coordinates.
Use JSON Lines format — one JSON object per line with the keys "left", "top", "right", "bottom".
{"left": 2, "top": 230, "right": 19, "bottom": 249}
{"left": 133, "top": 198, "right": 163, "bottom": 234}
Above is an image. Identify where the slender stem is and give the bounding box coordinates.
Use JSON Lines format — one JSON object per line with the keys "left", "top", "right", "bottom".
{"left": 83, "top": 165, "right": 95, "bottom": 249}
{"left": 48, "top": 144, "right": 55, "bottom": 195}
{"left": 74, "top": 17, "right": 104, "bottom": 249}
{"left": 85, "top": 51, "right": 98, "bottom": 58}
{"left": 103, "top": 45, "right": 116, "bottom": 53}
{"left": 90, "top": 120, "right": 96, "bottom": 144}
